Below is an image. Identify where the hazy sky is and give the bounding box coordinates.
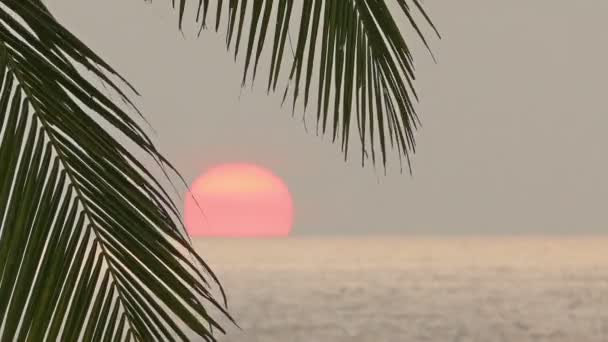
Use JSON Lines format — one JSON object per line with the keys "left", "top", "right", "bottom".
{"left": 48, "top": 0, "right": 608, "bottom": 234}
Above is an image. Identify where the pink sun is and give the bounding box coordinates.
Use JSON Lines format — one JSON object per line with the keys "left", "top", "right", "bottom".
{"left": 184, "top": 163, "right": 294, "bottom": 237}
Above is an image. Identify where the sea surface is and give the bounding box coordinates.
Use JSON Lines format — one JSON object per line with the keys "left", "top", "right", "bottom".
{"left": 192, "top": 237, "right": 608, "bottom": 342}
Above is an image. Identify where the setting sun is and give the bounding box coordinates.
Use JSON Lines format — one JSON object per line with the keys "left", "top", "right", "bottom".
{"left": 184, "top": 163, "right": 294, "bottom": 237}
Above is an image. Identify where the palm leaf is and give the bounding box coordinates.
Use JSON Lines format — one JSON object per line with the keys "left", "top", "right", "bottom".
{"left": 0, "top": 1, "right": 229, "bottom": 341}
{"left": 177, "top": 0, "right": 439, "bottom": 171}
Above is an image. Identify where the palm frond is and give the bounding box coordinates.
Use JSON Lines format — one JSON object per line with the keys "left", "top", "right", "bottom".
{"left": 0, "top": 1, "right": 229, "bottom": 341}
{"left": 178, "top": 0, "right": 439, "bottom": 171}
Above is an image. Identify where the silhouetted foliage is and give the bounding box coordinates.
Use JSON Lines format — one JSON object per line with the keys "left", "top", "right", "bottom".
{"left": 0, "top": 1, "right": 436, "bottom": 340}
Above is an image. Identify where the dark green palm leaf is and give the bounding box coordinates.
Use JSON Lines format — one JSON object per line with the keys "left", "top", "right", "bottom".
{"left": 179, "top": 0, "right": 439, "bottom": 170}
{"left": 1, "top": 0, "right": 437, "bottom": 340}
{"left": 0, "top": 1, "right": 229, "bottom": 341}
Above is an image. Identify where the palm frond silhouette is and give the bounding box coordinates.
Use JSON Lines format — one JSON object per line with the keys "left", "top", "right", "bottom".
{"left": 0, "top": 1, "right": 437, "bottom": 340}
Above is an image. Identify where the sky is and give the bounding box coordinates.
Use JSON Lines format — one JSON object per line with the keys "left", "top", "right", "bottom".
{"left": 47, "top": 0, "right": 608, "bottom": 235}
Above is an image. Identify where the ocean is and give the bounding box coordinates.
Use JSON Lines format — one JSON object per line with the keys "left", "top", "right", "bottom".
{"left": 192, "top": 237, "right": 608, "bottom": 342}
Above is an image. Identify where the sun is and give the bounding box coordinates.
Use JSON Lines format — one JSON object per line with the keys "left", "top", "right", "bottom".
{"left": 184, "top": 163, "right": 294, "bottom": 237}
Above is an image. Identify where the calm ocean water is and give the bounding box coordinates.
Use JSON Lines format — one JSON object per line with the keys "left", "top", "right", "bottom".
{"left": 192, "top": 237, "right": 608, "bottom": 342}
